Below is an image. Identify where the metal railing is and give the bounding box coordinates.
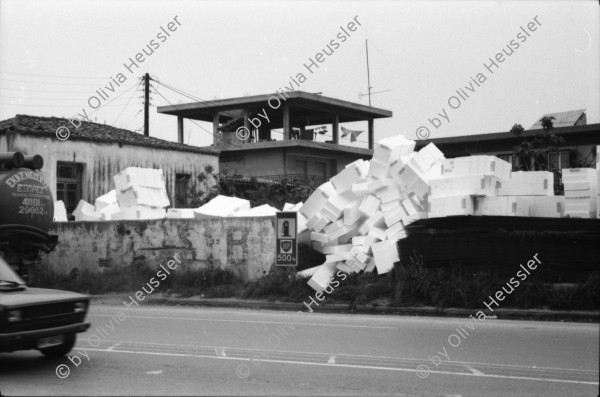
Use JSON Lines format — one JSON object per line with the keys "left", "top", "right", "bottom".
{"left": 229, "top": 174, "right": 328, "bottom": 185}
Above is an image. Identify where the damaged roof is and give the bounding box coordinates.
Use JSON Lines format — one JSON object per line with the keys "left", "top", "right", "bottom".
{"left": 0, "top": 114, "right": 218, "bottom": 156}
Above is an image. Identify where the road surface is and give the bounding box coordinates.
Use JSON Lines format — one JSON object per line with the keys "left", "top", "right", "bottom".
{"left": 1, "top": 304, "right": 598, "bottom": 396}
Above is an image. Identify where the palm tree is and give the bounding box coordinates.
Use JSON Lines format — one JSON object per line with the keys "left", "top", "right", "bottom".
{"left": 510, "top": 116, "right": 565, "bottom": 194}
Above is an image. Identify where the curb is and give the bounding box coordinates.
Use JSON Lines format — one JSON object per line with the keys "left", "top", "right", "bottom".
{"left": 91, "top": 295, "right": 599, "bottom": 323}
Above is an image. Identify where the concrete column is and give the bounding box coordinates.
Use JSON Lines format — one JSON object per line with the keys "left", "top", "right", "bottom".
{"left": 243, "top": 109, "right": 251, "bottom": 143}
{"left": 282, "top": 103, "right": 290, "bottom": 140}
{"left": 177, "top": 116, "right": 184, "bottom": 144}
{"left": 212, "top": 112, "right": 220, "bottom": 145}
{"left": 368, "top": 118, "right": 374, "bottom": 150}
{"left": 332, "top": 114, "right": 339, "bottom": 145}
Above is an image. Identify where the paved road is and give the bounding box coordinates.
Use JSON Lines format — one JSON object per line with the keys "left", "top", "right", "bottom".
{"left": 1, "top": 304, "right": 598, "bottom": 396}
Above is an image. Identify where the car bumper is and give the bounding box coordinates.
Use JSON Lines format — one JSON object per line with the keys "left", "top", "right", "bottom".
{"left": 0, "top": 322, "right": 90, "bottom": 352}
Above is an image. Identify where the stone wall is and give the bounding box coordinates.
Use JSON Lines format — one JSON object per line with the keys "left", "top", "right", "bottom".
{"left": 43, "top": 216, "right": 277, "bottom": 281}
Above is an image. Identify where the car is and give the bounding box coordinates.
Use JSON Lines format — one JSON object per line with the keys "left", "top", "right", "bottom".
{"left": 0, "top": 256, "right": 90, "bottom": 357}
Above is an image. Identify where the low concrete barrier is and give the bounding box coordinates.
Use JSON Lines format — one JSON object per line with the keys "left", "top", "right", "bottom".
{"left": 43, "top": 216, "right": 277, "bottom": 281}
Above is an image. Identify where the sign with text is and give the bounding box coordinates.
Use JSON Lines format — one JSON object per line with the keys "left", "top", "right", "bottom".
{"left": 276, "top": 211, "right": 297, "bottom": 267}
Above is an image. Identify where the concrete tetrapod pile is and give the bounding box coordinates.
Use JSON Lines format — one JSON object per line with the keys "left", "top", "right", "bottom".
{"left": 298, "top": 136, "right": 598, "bottom": 292}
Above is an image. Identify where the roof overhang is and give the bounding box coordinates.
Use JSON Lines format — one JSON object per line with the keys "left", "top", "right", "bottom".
{"left": 157, "top": 91, "right": 392, "bottom": 125}
{"left": 415, "top": 123, "right": 600, "bottom": 148}
{"left": 213, "top": 139, "right": 373, "bottom": 156}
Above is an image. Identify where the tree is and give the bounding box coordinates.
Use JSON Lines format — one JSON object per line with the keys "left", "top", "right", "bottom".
{"left": 511, "top": 116, "right": 565, "bottom": 172}
{"left": 510, "top": 116, "right": 565, "bottom": 194}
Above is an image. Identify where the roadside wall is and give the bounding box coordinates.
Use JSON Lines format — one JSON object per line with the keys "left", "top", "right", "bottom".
{"left": 42, "top": 216, "right": 277, "bottom": 282}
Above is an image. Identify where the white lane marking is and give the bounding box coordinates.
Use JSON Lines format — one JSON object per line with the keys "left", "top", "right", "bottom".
{"left": 106, "top": 343, "right": 120, "bottom": 351}
{"left": 464, "top": 365, "right": 484, "bottom": 375}
{"left": 146, "top": 370, "right": 162, "bottom": 375}
{"left": 74, "top": 340, "right": 598, "bottom": 374}
{"left": 327, "top": 356, "right": 336, "bottom": 365}
{"left": 78, "top": 347, "right": 599, "bottom": 386}
{"left": 88, "top": 314, "right": 396, "bottom": 329}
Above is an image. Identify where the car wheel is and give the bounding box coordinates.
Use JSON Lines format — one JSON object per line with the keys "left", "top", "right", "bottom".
{"left": 39, "top": 334, "right": 76, "bottom": 357}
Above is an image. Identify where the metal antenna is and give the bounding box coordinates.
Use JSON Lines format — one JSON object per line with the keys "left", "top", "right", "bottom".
{"left": 365, "top": 39, "right": 372, "bottom": 106}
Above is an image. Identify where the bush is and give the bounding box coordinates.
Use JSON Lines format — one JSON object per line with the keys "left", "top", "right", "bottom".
{"left": 29, "top": 257, "right": 600, "bottom": 311}
{"left": 241, "top": 269, "right": 313, "bottom": 301}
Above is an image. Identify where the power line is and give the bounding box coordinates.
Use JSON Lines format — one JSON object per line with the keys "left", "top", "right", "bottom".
{"left": 85, "top": 83, "right": 142, "bottom": 118}
{"left": 0, "top": 86, "right": 113, "bottom": 93}
{"left": 112, "top": 80, "right": 144, "bottom": 125}
{"left": 151, "top": 84, "right": 247, "bottom": 150}
{"left": 125, "top": 108, "right": 143, "bottom": 130}
{"left": 0, "top": 71, "right": 118, "bottom": 80}
{"left": 0, "top": 77, "right": 116, "bottom": 86}
{"left": 0, "top": 94, "right": 138, "bottom": 101}
{"left": 0, "top": 101, "right": 135, "bottom": 108}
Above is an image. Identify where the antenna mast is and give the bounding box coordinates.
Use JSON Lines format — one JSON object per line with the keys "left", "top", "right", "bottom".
{"left": 365, "top": 39, "right": 372, "bottom": 106}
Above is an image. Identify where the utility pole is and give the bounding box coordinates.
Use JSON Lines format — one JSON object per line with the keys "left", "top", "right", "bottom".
{"left": 365, "top": 39, "right": 372, "bottom": 107}
{"left": 144, "top": 73, "right": 150, "bottom": 137}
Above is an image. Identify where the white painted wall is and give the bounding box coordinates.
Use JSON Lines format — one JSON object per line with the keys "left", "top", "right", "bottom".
{"left": 1, "top": 133, "right": 219, "bottom": 205}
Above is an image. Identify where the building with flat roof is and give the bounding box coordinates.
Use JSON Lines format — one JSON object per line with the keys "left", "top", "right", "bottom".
{"left": 0, "top": 115, "right": 219, "bottom": 213}
{"left": 158, "top": 91, "right": 392, "bottom": 182}
{"left": 416, "top": 110, "right": 599, "bottom": 171}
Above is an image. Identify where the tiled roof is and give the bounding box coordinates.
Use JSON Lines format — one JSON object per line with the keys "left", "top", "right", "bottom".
{"left": 0, "top": 114, "right": 217, "bottom": 156}
{"left": 529, "top": 109, "right": 586, "bottom": 129}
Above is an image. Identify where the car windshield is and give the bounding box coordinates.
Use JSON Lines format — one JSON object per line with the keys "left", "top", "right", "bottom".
{"left": 0, "top": 256, "right": 26, "bottom": 286}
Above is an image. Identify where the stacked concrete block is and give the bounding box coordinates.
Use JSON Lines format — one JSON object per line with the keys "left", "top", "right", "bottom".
{"left": 474, "top": 196, "right": 530, "bottom": 217}
{"left": 498, "top": 171, "right": 554, "bottom": 196}
{"left": 371, "top": 135, "right": 416, "bottom": 169}
{"left": 234, "top": 204, "right": 279, "bottom": 217}
{"left": 113, "top": 167, "right": 165, "bottom": 191}
{"left": 282, "top": 202, "right": 308, "bottom": 233}
{"left": 299, "top": 182, "right": 336, "bottom": 220}
{"left": 166, "top": 208, "right": 196, "bottom": 219}
{"left": 94, "top": 190, "right": 117, "bottom": 212}
{"left": 429, "top": 175, "right": 501, "bottom": 198}
{"left": 300, "top": 139, "right": 439, "bottom": 292}
{"left": 330, "top": 160, "right": 369, "bottom": 192}
{"left": 307, "top": 261, "right": 339, "bottom": 292}
{"left": 441, "top": 155, "right": 511, "bottom": 180}
{"left": 429, "top": 195, "right": 476, "bottom": 218}
{"left": 522, "top": 196, "right": 564, "bottom": 218}
{"left": 113, "top": 167, "right": 169, "bottom": 220}
{"left": 116, "top": 186, "right": 170, "bottom": 208}
{"left": 99, "top": 203, "right": 120, "bottom": 220}
{"left": 371, "top": 240, "right": 399, "bottom": 274}
{"left": 392, "top": 148, "right": 444, "bottom": 201}
{"left": 194, "top": 195, "right": 251, "bottom": 218}
{"left": 298, "top": 137, "right": 596, "bottom": 292}
{"left": 563, "top": 168, "right": 597, "bottom": 219}
{"left": 53, "top": 200, "right": 68, "bottom": 222}
{"left": 112, "top": 205, "right": 166, "bottom": 220}
{"left": 73, "top": 200, "right": 101, "bottom": 221}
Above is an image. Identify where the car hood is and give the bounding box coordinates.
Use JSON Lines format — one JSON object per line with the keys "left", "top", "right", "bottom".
{"left": 0, "top": 287, "right": 89, "bottom": 308}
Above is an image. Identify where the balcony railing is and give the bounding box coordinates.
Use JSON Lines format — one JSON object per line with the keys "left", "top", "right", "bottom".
{"left": 228, "top": 174, "right": 328, "bottom": 185}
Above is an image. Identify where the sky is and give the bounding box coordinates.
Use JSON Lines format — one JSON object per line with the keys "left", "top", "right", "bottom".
{"left": 0, "top": 0, "right": 598, "bottom": 149}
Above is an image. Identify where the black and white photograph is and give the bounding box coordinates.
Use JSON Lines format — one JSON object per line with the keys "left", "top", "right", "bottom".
{"left": 0, "top": 0, "right": 599, "bottom": 395}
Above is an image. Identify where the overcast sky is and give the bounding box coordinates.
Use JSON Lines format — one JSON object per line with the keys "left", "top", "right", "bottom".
{"left": 0, "top": 0, "right": 598, "bottom": 149}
